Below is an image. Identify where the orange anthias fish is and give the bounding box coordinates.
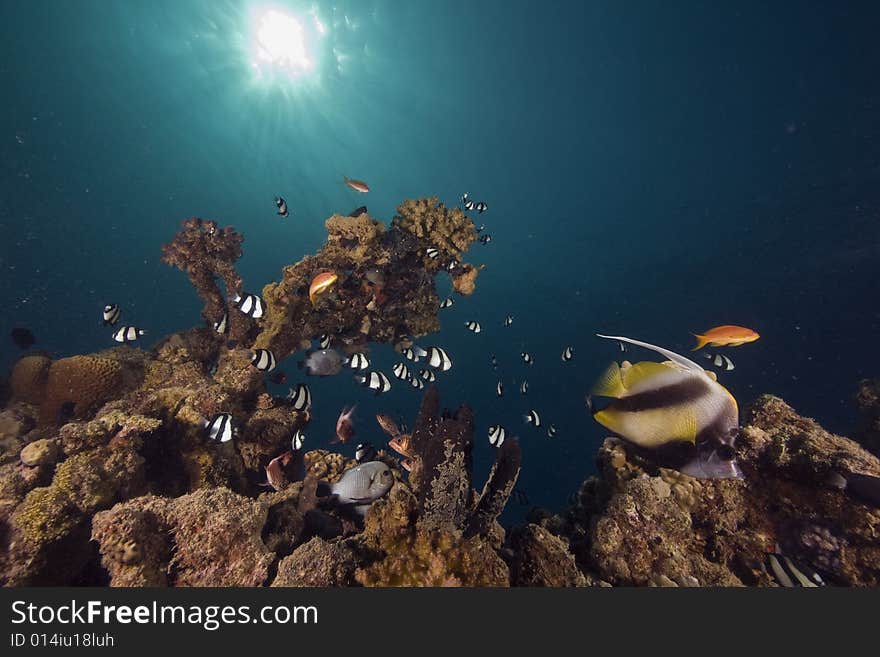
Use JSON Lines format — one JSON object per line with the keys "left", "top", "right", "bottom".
{"left": 343, "top": 176, "right": 370, "bottom": 193}
{"left": 692, "top": 325, "right": 760, "bottom": 350}
{"left": 388, "top": 434, "right": 414, "bottom": 459}
{"left": 375, "top": 413, "right": 400, "bottom": 438}
{"left": 309, "top": 271, "right": 338, "bottom": 307}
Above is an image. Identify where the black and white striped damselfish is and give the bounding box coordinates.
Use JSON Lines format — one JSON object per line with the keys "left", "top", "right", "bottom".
{"left": 102, "top": 304, "right": 121, "bottom": 326}
{"left": 287, "top": 383, "right": 312, "bottom": 411}
{"left": 439, "top": 297, "right": 454, "bottom": 309}
{"left": 274, "top": 196, "right": 289, "bottom": 217}
{"left": 112, "top": 326, "right": 145, "bottom": 343}
{"left": 589, "top": 334, "right": 742, "bottom": 479}
{"left": 249, "top": 348, "right": 277, "bottom": 372}
{"left": 233, "top": 292, "right": 264, "bottom": 319}
{"left": 204, "top": 413, "right": 235, "bottom": 443}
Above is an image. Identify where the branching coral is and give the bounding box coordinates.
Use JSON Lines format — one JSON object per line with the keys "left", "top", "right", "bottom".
{"left": 161, "top": 218, "right": 246, "bottom": 339}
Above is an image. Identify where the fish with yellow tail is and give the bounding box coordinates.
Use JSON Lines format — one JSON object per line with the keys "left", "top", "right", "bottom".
{"left": 692, "top": 325, "right": 760, "bottom": 350}
{"left": 588, "top": 334, "right": 742, "bottom": 479}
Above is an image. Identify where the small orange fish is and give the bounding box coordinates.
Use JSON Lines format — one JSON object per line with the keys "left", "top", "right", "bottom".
{"left": 692, "top": 325, "right": 760, "bottom": 350}
{"left": 388, "top": 434, "right": 413, "bottom": 458}
{"left": 375, "top": 413, "right": 401, "bottom": 438}
{"left": 333, "top": 405, "right": 356, "bottom": 444}
{"left": 343, "top": 176, "right": 370, "bottom": 193}
{"left": 309, "top": 271, "right": 338, "bottom": 307}
{"left": 400, "top": 458, "right": 413, "bottom": 472}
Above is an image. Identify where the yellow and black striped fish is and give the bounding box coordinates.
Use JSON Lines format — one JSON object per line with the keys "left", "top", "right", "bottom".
{"left": 589, "top": 334, "right": 741, "bottom": 479}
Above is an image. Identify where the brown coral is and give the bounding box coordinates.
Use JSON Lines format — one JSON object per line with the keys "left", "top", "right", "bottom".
{"left": 161, "top": 218, "right": 246, "bottom": 340}
{"left": 39, "top": 356, "right": 124, "bottom": 426}
{"left": 9, "top": 355, "right": 50, "bottom": 405}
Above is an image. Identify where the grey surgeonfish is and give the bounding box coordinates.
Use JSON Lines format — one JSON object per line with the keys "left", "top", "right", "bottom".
{"left": 348, "top": 352, "right": 370, "bottom": 370}
{"left": 766, "top": 553, "right": 825, "bottom": 587}
{"left": 496, "top": 380, "right": 504, "bottom": 397}
{"left": 112, "top": 326, "right": 145, "bottom": 343}
{"left": 426, "top": 347, "right": 453, "bottom": 371}
{"left": 204, "top": 413, "right": 235, "bottom": 443}
{"left": 704, "top": 353, "right": 735, "bottom": 371}
{"left": 233, "top": 292, "right": 264, "bottom": 319}
{"left": 249, "top": 348, "right": 277, "bottom": 372}
{"left": 426, "top": 247, "right": 439, "bottom": 259}
{"left": 102, "top": 304, "right": 121, "bottom": 326}
{"left": 287, "top": 383, "right": 312, "bottom": 411}
{"left": 439, "top": 297, "right": 454, "bottom": 309}
{"left": 524, "top": 410, "right": 541, "bottom": 427}
{"left": 213, "top": 311, "right": 228, "bottom": 335}
{"left": 299, "top": 349, "right": 345, "bottom": 376}
{"left": 420, "top": 368, "right": 436, "bottom": 382}
{"left": 274, "top": 196, "right": 289, "bottom": 217}
{"left": 520, "top": 380, "right": 528, "bottom": 395}
{"left": 465, "top": 321, "right": 482, "bottom": 333}
{"left": 319, "top": 334, "right": 332, "bottom": 349}
{"left": 392, "top": 362, "right": 410, "bottom": 380}
{"left": 317, "top": 461, "right": 394, "bottom": 515}
{"left": 521, "top": 351, "right": 534, "bottom": 365}
{"left": 355, "top": 442, "right": 377, "bottom": 463}
{"left": 356, "top": 371, "right": 392, "bottom": 394}
{"left": 503, "top": 315, "right": 513, "bottom": 327}
{"left": 590, "top": 334, "right": 742, "bottom": 480}
{"left": 488, "top": 424, "right": 506, "bottom": 447}
{"left": 561, "top": 346, "right": 574, "bottom": 362}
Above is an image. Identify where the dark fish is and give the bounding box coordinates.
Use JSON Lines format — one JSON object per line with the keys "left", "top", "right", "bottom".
{"left": 828, "top": 470, "right": 880, "bottom": 507}
{"left": 479, "top": 234, "right": 492, "bottom": 244}
{"left": 355, "top": 442, "right": 377, "bottom": 463}
{"left": 511, "top": 488, "right": 530, "bottom": 505}
{"left": 10, "top": 328, "right": 35, "bottom": 349}
{"left": 275, "top": 196, "right": 289, "bottom": 217}
{"left": 348, "top": 206, "right": 368, "bottom": 217}
{"left": 269, "top": 371, "right": 288, "bottom": 385}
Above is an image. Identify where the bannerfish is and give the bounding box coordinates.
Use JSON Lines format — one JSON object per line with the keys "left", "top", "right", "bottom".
{"left": 356, "top": 371, "right": 392, "bottom": 394}
{"left": 439, "top": 297, "right": 454, "bottom": 309}
{"left": 420, "top": 368, "right": 436, "bottom": 382}
{"left": 504, "top": 315, "right": 513, "bottom": 327}
{"left": 348, "top": 205, "right": 368, "bottom": 217}
{"left": 692, "top": 325, "right": 760, "bottom": 350}
{"left": 213, "top": 310, "right": 228, "bottom": 335}
{"left": 102, "top": 304, "right": 121, "bottom": 326}
{"left": 704, "top": 353, "right": 735, "bottom": 371}
{"left": 524, "top": 410, "right": 541, "bottom": 427}
{"left": 465, "top": 321, "right": 482, "bottom": 333}
{"left": 319, "top": 333, "right": 331, "bottom": 349}
{"left": 291, "top": 429, "right": 305, "bottom": 451}
{"left": 521, "top": 351, "right": 534, "bottom": 365}
{"left": 287, "top": 383, "right": 312, "bottom": 411}
{"left": 249, "top": 348, "right": 277, "bottom": 372}
{"left": 392, "top": 362, "right": 410, "bottom": 380}
{"left": 355, "top": 442, "right": 377, "bottom": 463}
{"left": 274, "top": 196, "right": 289, "bottom": 217}
{"left": 590, "top": 333, "right": 742, "bottom": 479}
{"left": 402, "top": 345, "right": 427, "bottom": 362}
{"left": 766, "top": 553, "right": 825, "bottom": 587}
{"left": 309, "top": 271, "right": 338, "bottom": 307}
{"left": 333, "top": 405, "right": 356, "bottom": 444}
{"left": 317, "top": 461, "right": 394, "bottom": 515}
{"left": 299, "top": 348, "right": 345, "bottom": 376}
{"left": 496, "top": 380, "right": 504, "bottom": 397}
{"left": 10, "top": 327, "right": 35, "bottom": 350}
{"left": 348, "top": 352, "right": 370, "bottom": 370}
{"left": 426, "top": 347, "right": 453, "bottom": 371}
{"left": 204, "top": 413, "right": 235, "bottom": 443}
{"left": 562, "top": 346, "right": 574, "bottom": 362}
{"left": 343, "top": 176, "right": 370, "bottom": 193}
{"left": 488, "top": 424, "right": 506, "bottom": 447}
{"left": 233, "top": 292, "right": 264, "bottom": 319}
{"left": 520, "top": 380, "right": 528, "bottom": 395}
{"left": 426, "top": 247, "right": 440, "bottom": 259}
{"left": 112, "top": 326, "right": 145, "bottom": 343}
{"left": 410, "top": 376, "right": 424, "bottom": 390}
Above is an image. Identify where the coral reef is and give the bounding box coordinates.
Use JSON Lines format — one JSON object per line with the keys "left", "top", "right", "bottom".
{"left": 856, "top": 378, "right": 880, "bottom": 456}
{"left": 160, "top": 217, "right": 246, "bottom": 339}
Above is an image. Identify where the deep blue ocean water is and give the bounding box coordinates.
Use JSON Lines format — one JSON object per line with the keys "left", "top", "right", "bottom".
{"left": 2, "top": 0, "right": 879, "bottom": 521}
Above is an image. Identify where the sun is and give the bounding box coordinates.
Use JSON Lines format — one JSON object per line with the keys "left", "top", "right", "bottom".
{"left": 250, "top": 8, "right": 315, "bottom": 80}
